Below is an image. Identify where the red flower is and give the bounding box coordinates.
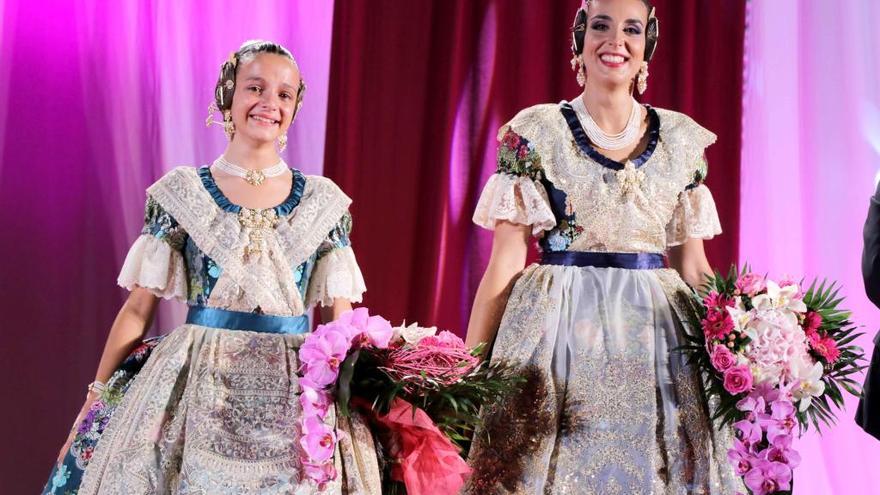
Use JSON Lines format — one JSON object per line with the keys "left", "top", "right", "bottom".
{"left": 501, "top": 130, "right": 520, "bottom": 150}
{"left": 516, "top": 144, "right": 529, "bottom": 159}
{"left": 803, "top": 311, "right": 822, "bottom": 333}
{"left": 813, "top": 336, "right": 841, "bottom": 363}
{"left": 703, "top": 290, "right": 735, "bottom": 311}
{"left": 702, "top": 309, "right": 735, "bottom": 340}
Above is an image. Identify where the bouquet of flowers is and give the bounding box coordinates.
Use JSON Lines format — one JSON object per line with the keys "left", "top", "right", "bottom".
{"left": 681, "top": 267, "right": 865, "bottom": 495}
{"left": 297, "top": 308, "right": 521, "bottom": 494}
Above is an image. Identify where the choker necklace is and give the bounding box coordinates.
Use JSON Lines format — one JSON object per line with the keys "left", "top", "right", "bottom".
{"left": 213, "top": 156, "right": 287, "bottom": 186}
{"left": 572, "top": 96, "right": 642, "bottom": 150}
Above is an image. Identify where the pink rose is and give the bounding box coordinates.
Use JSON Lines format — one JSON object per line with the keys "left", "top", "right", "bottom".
{"left": 710, "top": 345, "right": 738, "bottom": 372}
{"left": 736, "top": 273, "right": 767, "bottom": 296}
{"left": 723, "top": 365, "right": 754, "bottom": 395}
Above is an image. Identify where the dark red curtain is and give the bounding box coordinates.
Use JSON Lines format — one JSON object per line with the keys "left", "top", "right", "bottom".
{"left": 325, "top": 0, "right": 746, "bottom": 335}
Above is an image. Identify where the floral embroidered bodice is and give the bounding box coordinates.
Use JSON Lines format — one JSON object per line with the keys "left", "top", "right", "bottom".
{"left": 119, "top": 166, "right": 365, "bottom": 317}
{"left": 474, "top": 101, "right": 721, "bottom": 253}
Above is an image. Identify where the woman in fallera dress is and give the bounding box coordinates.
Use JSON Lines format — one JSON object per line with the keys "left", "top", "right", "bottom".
{"left": 43, "top": 40, "right": 380, "bottom": 494}
{"left": 464, "top": 1, "right": 744, "bottom": 493}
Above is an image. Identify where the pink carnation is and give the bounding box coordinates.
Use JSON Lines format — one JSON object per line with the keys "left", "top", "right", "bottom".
{"left": 710, "top": 344, "right": 738, "bottom": 372}
{"left": 736, "top": 273, "right": 767, "bottom": 296}
{"left": 702, "top": 309, "right": 735, "bottom": 340}
{"left": 812, "top": 336, "right": 841, "bottom": 363}
{"left": 723, "top": 365, "right": 754, "bottom": 395}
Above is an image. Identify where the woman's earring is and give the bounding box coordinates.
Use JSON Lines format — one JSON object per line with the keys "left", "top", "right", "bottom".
{"left": 637, "top": 62, "right": 649, "bottom": 94}
{"left": 223, "top": 110, "right": 235, "bottom": 140}
{"left": 205, "top": 102, "right": 219, "bottom": 127}
{"left": 572, "top": 55, "right": 586, "bottom": 88}
{"left": 278, "top": 133, "right": 288, "bottom": 152}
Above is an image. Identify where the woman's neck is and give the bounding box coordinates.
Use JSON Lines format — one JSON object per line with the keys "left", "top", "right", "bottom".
{"left": 221, "top": 139, "right": 282, "bottom": 170}
{"left": 580, "top": 83, "right": 634, "bottom": 134}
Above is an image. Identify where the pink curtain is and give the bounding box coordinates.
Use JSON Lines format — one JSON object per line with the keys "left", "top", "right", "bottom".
{"left": 0, "top": 1, "right": 334, "bottom": 490}
{"left": 740, "top": 1, "right": 880, "bottom": 492}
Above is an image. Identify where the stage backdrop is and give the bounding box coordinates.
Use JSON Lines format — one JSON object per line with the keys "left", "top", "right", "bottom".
{"left": 323, "top": 0, "right": 746, "bottom": 334}
{"left": 740, "top": 0, "right": 880, "bottom": 492}
{"left": 0, "top": 0, "right": 335, "bottom": 491}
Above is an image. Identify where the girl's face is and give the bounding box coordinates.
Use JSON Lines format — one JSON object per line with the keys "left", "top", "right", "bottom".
{"left": 229, "top": 53, "right": 301, "bottom": 146}
{"left": 580, "top": 0, "right": 649, "bottom": 90}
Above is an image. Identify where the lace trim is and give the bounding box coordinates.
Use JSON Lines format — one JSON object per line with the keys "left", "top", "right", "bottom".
{"left": 276, "top": 176, "right": 353, "bottom": 271}
{"left": 666, "top": 184, "right": 723, "bottom": 247}
{"left": 148, "top": 167, "right": 299, "bottom": 314}
{"left": 305, "top": 246, "right": 367, "bottom": 308}
{"left": 117, "top": 235, "right": 188, "bottom": 301}
{"left": 473, "top": 173, "right": 556, "bottom": 235}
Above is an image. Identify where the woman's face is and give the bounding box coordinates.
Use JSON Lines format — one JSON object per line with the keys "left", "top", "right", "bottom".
{"left": 580, "top": 0, "right": 649, "bottom": 90}
{"left": 229, "top": 52, "right": 301, "bottom": 146}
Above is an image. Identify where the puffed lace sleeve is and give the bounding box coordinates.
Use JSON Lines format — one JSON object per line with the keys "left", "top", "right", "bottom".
{"left": 666, "top": 154, "right": 723, "bottom": 247}
{"left": 117, "top": 195, "right": 189, "bottom": 300}
{"left": 473, "top": 128, "right": 556, "bottom": 235}
{"left": 305, "top": 211, "right": 367, "bottom": 308}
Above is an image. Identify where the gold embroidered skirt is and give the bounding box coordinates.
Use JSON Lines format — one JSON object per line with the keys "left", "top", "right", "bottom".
{"left": 79, "top": 324, "right": 381, "bottom": 494}
{"left": 466, "top": 265, "right": 744, "bottom": 494}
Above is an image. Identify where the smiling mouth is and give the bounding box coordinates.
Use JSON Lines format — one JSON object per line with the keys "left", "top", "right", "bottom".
{"left": 250, "top": 115, "right": 280, "bottom": 125}
{"left": 599, "top": 53, "right": 629, "bottom": 66}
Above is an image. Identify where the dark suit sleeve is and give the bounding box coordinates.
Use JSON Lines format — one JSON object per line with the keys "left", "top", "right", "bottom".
{"left": 857, "top": 183, "right": 880, "bottom": 440}
{"left": 863, "top": 183, "right": 880, "bottom": 307}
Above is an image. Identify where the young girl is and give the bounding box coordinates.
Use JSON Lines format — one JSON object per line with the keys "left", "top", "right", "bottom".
{"left": 44, "top": 40, "right": 380, "bottom": 494}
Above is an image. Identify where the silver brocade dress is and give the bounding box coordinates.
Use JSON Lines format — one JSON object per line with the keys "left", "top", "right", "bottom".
{"left": 77, "top": 166, "right": 381, "bottom": 494}
{"left": 465, "top": 100, "right": 744, "bottom": 494}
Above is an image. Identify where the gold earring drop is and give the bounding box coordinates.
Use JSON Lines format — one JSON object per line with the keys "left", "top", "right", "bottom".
{"left": 278, "top": 133, "right": 288, "bottom": 152}
{"left": 571, "top": 55, "right": 586, "bottom": 87}
{"left": 223, "top": 110, "right": 235, "bottom": 140}
{"left": 637, "top": 62, "right": 649, "bottom": 94}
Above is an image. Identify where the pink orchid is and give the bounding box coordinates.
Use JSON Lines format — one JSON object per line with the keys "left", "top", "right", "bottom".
{"left": 733, "top": 419, "right": 763, "bottom": 449}
{"left": 300, "top": 416, "right": 337, "bottom": 463}
{"left": 300, "top": 331, "right": 350, "bottom": 386}
{"left": 303, "top": 460, "right": 337, "bottom": 487}
{"left": 299, "top": 378, "right": 332, "bottom": 419}
{"left": 337, "top": 308, "right": 394, "bottom": 348}
{"left": 761, "top": 433, "right": 802, "bottom": 468}
{"left": 728, "top": 439, "right": 758, "bottom": 476}
{"left": 743, "top": 459, "right": 792, "bottom": 495}
{"left": 759, "top": 399, "right": 797, "bottom": 444}
{"left": 736, "top": 395, "right": 767, "bottom": 422}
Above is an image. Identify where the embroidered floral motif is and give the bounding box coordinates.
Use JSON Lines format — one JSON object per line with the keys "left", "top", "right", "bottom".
{"left": 142, "top": 196, "right": 187, "bottom": 250}
{"left": 497, "top": 129, "right": 544, "bottom": 181}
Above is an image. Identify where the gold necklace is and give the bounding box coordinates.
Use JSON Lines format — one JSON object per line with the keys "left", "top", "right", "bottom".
{"left": 238, "top": 207, "right": 278, "bottom": 258}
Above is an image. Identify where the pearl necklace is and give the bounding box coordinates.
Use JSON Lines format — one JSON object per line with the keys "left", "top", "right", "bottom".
{"left": 213, "top": 156, "right": 288, "bottom": 186}
{"left": 572, "top": 96, "right": 642, "bottom": 151}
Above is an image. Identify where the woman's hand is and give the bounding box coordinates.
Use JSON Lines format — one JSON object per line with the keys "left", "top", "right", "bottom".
{"left": 55, "top": 390, "right": 100, "bottom": 465}
{"left": 668, "top": 237, "right": 714, "bottom": 290}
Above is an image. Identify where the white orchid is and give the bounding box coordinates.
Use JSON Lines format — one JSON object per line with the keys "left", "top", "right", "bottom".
{"left": 751, "top": 280, "right": 807, "bottom": 313}
{"left": 791, "top": 358, "right": 826, "bottom": 412}
{"left": 392, "top": 322, "right": 438, "bottom": 344}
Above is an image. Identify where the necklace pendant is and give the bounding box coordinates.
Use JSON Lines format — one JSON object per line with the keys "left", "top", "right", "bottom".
{"left": 616, "top": 161, "right": 645, "bottom": 198}
{"left": 245, "top": 170, "right": 265, "bottom": 186}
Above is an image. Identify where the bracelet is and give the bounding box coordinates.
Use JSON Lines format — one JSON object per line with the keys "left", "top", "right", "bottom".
{"left": 87, "top": 380, "right": 107, "bottom": 396}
